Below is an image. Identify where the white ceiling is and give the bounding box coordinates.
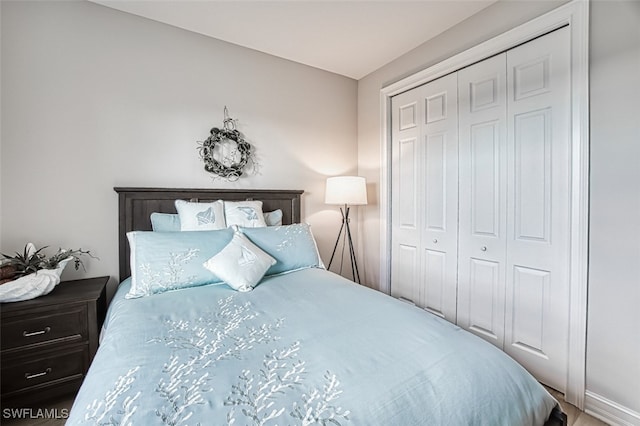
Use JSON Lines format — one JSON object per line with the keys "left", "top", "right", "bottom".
{"left": 91, "top": 0, "right": 498, "bottom": 80}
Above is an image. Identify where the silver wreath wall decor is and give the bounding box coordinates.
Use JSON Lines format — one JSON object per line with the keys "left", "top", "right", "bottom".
{"left": 197, "top": 107, "right": 255, "bottom": 181}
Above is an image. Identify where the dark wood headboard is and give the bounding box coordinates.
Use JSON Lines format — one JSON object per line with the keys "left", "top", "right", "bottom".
{"left": 114, "top": 187, "right": 303, "bottom": 282}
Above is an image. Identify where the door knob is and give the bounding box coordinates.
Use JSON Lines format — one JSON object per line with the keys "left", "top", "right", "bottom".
{"left": 481, "top": 246, "right": 487, "bottom": 251}
{"left": 433, "top": 239, "right": 438, "bottom": 243}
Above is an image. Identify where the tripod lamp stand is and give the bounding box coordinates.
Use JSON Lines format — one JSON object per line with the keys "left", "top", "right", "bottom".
{"left": 325, "top": 176, "right": 367, "bottom": 284}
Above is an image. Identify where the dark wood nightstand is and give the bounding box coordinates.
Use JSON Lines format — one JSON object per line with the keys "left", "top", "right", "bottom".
{"left": 0, "top": 276, "right": 108, "bottom": 408}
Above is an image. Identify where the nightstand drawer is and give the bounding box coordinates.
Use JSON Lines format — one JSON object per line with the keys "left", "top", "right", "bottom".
{"left": 1, "top": 304, "right": 87, "bottom": 351}
{"left": 1, "top": 344, "right": 89, "bottom": 395}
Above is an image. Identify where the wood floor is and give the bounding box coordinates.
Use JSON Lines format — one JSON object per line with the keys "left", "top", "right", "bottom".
{"left": 2, "top": 389, "right": 609, "bottom": 425}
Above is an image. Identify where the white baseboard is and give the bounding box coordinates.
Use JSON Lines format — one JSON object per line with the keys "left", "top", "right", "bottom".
{"left": 585, "top": 391, "right": 640, "bottom": 426}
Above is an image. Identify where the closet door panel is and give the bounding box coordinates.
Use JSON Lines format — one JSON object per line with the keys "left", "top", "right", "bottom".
{"left": 514, "top": 109, "right": 552, "bottom": 244}
{"left": 468, "top": 258, "right": 502, "bottom": 341}
{"left": 457, "top": 54, "right": 507, "bottom": 347}
{"left": 395, "top": 244, "right": 419, "bottom": 304}
{"left": 424, "top": 132, "right": 446, "bottom": 230}
{"left": 398, "top": 137, "right": 419, "bottom": 229}
{"left": 419, "top": 74, "right": 458, "bottom": 321}
{"left": 511, "top": 266, "right": 550, "bottom": 353}
{"left": 505, "top": 26, "right": 571, "bottom": 392}
{"left": 423, "top": 248, "right": 446, "bottom": 317}
{"left": 470, "top": 122, "right": 501, "bottom": 236}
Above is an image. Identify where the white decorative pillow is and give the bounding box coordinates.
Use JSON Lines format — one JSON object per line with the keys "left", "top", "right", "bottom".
{"left": 224, "top": 201, "right": 267, "bottom": 228}
{"left": 202, "top": 231, "right": 275, "bottom": 292}
{"left": 175, "top": 200, "right": 226, "bottom": 231}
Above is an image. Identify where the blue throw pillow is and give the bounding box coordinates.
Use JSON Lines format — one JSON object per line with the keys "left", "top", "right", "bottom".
{"left": 126, "top": 228, "right": 234, "bottom": 298}
{"left": 263, "top": 209, "right": 283, "bottom": 226}
{"left": 239, "top": 223, "right": 324, "bottom": 276}
{"left": 150, "top": 212, "right": 181, "bottom": 232}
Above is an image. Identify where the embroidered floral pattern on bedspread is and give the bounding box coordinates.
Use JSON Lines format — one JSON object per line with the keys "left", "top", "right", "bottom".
{"left": 274, "top": 224, "right": 308, "bottom": 252}
{"left": 225, "top": 343, "right": 350, "bottom": 426}
{"left": 84, "top": 367, "right": 141, "bottom": 425}
{"left": 138, "top": 248, "right": 200, "bottom": 296}
{"left": 83, "top": 296, "right": 350, "bottom": 425}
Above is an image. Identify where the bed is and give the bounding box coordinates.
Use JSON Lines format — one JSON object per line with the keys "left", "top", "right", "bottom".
{"left": 66, "top": 187, "right": 566, "bottom": 425}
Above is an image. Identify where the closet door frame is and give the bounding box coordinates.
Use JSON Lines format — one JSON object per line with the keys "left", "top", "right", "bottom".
{"left": 379, "top": 0, "right": 589, "bottom": 409}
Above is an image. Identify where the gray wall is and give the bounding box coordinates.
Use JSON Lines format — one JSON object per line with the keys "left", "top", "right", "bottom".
{"left": 587, "top": 0, "right": 640, "bottom": 414}
{"left": 0, "top": 0, "right": 358, "bottom": 296}
{"left": 357, "top": 0, "right": 640, "bottom": 418}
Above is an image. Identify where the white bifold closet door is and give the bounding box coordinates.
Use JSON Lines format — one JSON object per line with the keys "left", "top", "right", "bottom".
{"left": 503, "top": 27, "right": 571, "bottom": 391}
{"left": 457, "top": 53, "right": 509, "bottom": 349}
{"left": 390, "top": 73, "right": 459, "bottom": 322}
{"left": 457, "top": 26, "right": 571, "bottom": 391}
{"left": 391, "top": 26, "right": 571, "bottom": 392}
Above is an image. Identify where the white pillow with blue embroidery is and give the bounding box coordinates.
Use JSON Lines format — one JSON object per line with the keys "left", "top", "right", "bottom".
{"left": 175, "top": 199, "right": 226, "bottom": 231}
{"left": 126, "top": 228, "right": 233, "bottom": 298}
{"left": 239, "top": 223, "right": 324, "bottom": 276}
{"left": 224, "top": 201, "right": 267, "bottom": 228}
{"left": 202, "top": 231, "right": 276, "bottom": 292}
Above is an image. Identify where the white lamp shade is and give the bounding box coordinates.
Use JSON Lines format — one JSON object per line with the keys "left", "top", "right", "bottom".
{"left": 325, "top": 176, "right": 368, "bottom": 205}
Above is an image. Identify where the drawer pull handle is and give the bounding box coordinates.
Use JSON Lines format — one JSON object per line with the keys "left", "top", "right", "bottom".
{"left": 25, "top": 368, "right": 52, "bottom": 380}
{"left": 23, "top": 326, "right": 51, "bottom": 337}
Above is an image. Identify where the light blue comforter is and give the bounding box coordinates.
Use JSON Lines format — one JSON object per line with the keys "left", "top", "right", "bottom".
{"left": 67, "top": 268, "right": 557, "bottom": 425}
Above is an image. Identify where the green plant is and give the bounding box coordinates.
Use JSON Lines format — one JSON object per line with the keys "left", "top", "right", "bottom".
{"left": 1, "top": 244, "right": 98, "bottom": 279}
{"left": 1, "top": 244, "right": 48, "bottom": 277}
